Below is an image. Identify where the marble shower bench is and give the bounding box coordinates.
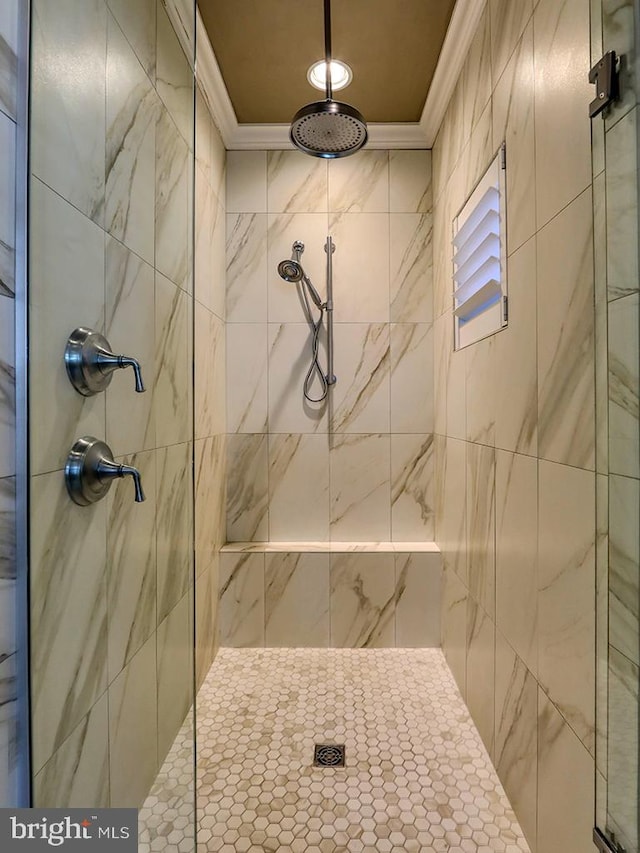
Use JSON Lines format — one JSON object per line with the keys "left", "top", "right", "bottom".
{"left": 218, "top": 542, "right": 441, "bottom": 649}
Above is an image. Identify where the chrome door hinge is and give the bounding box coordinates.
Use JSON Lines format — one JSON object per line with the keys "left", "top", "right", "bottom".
{"left": 503, "top": 296, "right": 509, "bottom": 323}
{"left": 500, "top": 142, "right": 506, "bottom": 170}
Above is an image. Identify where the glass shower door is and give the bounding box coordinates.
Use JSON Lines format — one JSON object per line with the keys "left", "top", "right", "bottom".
{"left": 27, "top": 0, "right": 197, "bottom": 847}
{"left": 592, "top": 0, "right": 640, "bottom": 851}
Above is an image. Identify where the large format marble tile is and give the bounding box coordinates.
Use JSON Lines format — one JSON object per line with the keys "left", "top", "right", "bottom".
{"left": 533, "top": 0, "right": 592, "bottom": 228}
{"left": 395, "top": 552, "right": 441, "bottom": 647}
{"left": 106, "top": 449, "right": 156, "bottom": 683}
{"left": 462, "top": 8, "right": 491, "bottom": 138}
{"left": 605, "top": 107, "right": 639, "bottom": 301}
{"left": 226, "top": 323, "right": 268, "bottom": 434}
{"left": 194, "top": 304, "right": 225, "bottom": 440}
{"left": 156, "top": 0, "right": 192, "bottom": 147}
{"left": 30, "top": 470, "right": 108, "bottom": 773}
{"left": 154, "top": 272, "right": 190, "bottom": 447}
{"left": 267, "top": 212, "right": 329, "bottom": 324}
{"left": 607, "top": 645, "right": 639, "bottom": 852}
{"left": 106, "top": 0, "right": 156, "bottom": 80}
{"left": 466, "top": 443, "right": 496, "bottom": 619}
{"left": 267, "top": 151, "right": 328, "bottom": 214}
{"left": 329, "top": 213, "right": 390, "bottom": 323}
{"left": 218, "top": 552, "right": 265, "bottom": 647}
{"left": 33, "top": 694, "right": 109, "bottom": 808}
{"left": 105, "top": 237, "right": 155, "bottom": 457}
{"left": 465, "top": 335, "right": 496, "bottom": 447}
{"left": 494, "top": 634, "right": 537, "bottom": 850}
{"left": 195, "top": 559, "right": 217, "bottom": 688}
{"left": 538, "top": 460, "right": 595, "bottom": 754}
{"left": 331, "top": 324, "right": 390, "bottom": 434}
{"left": 390, "top": 214, "right": 433, "bottom": 323}
{"left": 609, "top": 474, "right": 639, "bottom": 665}
{"left": 391, "top": 434, "right": 435, "bottom": 541}
{"left": 537, "top": 689, "right": 595, "bottom": 853}
{"left": 495, "top": 237, "right": 537, "bottom": 456}
{"left": 390, "top": 324, "right": 432, "bottom": 433}
{"left": 155, "top": 106, "right": 189, "bottom": 290}
{"left": 489, "top": 0, "right": 533, "bottom": 88}
{"left": 0, "top": 0, "right": 18, "bottom": 121}
{"left": 226, "top": 213, "right": 268, "bottom": 323}
{"left": 0, "top": 477, "right": 15, "bottom": 583}
{"left": 108, "top": 634, "right": 158, "bottom": 807}
{"left": 268, "top": 323, "right": 328, "bottom": 433}
{"left": 0, "top": 295, "right": 14, "bottom": 479}
{"left": 157, "top": 592, "right": 193, "bottom": 764}
{"left": 31, "top": 0, "right": 106, "bottom": 225}
{"left": 495, "top": 450, "right": 538, "bottom": 675}
{"left": 0, "top": 577, "right": 13, "bottom": 672}
{"left": 156, "top": 442, "right": 192, "bottom": 623}
{"left": 265, "top": 553, "right": 330, "bottom": 647}
{"left": 537, "top": 188, "right": 595, "bottom": 470}
{"left": 194, "top": 434, "right": 225, "bottom": 578}
{"left": 226, "top": 151, "right": 267, "bottom": 214}
{"left": 330, "top": 553, "right": 395, "bottom": 648}
{"left": 492, "top": 21, "right": 535, "bottom": 254}
{"left": 389, "top": 150, "right": 432, "bottom": 214}
{"left": 435, "top": 436, "right": 467, "bottom": 584}
{"left": 226, "top": 434, "right": 268, "bottom": 542}
{"left": 328, "top": 150, "right": 388, "bottom": 213}
{"left": 441, "top": 567, "right": 468, "bottom": 697}
{"left": 106, "top": 17, "right": 157, "bottom": 265}
{"left": 465, "top": 599, "right": 495, "bottom": 755}
{"left": 268, "top": 434, "right": 329, "bottom": 541}
{"left": 608, "top": 293, "right": 639, "bottom": 478}
{"left": 0, "top": 113, "right": 15, "bottom": 298}
{"left": 29, "top": 178, "right": 105, "bottom": 477}
{"left": 329, "top": 433, "right": 391, "bottom": 542}
{"left": 602, "top": 0, "right": 636, "bottom": 130}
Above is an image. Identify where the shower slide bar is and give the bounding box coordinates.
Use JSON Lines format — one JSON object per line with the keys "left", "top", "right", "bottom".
{"left": 277, "top": 236, "right": 337, "bottom": 402}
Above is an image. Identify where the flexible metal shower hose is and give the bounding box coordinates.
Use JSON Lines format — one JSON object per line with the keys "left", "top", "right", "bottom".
{"left": 299, "top": 281, "right": 329, "bottom": 403}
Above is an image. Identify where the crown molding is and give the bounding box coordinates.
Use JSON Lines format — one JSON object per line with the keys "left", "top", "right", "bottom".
{"left": 193, "top": 0, "right": 485, "bottom": 151}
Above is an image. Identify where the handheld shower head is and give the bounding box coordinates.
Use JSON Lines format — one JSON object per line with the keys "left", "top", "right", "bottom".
{"left": 278, "top": 257, "right": 324, "bottom": 309}
{"left": 278, "top": 259, "right": 304, "bottom": 283}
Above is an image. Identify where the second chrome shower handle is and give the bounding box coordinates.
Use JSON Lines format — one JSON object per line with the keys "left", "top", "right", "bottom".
{"left": 65, "top": 327, "right": 146, "bottom": 396}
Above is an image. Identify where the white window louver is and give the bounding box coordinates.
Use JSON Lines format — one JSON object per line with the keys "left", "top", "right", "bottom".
{"left": 452, "top": 146, "right": 508, "bottom": 350}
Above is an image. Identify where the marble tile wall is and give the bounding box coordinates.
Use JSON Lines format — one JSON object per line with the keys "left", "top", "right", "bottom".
{"left": 28, "top": 0, "right": 203, "bottom": 813}
{"left": 433, "top": 0, "right": 604, "bottom": 851}
{"left": 218, "top": 546, "right": 441, "bottom": 649}
{"left": 0, "top": 0, "right": 19, "bottom": 811}
{"left": 225, "top": 148, "right": 434, "bottom": 545}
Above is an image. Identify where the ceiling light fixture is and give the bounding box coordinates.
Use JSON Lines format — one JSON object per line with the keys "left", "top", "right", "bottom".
{"left": 289, "top": 0, "right": 367, "bottom": 159}
{"left": 307, "top": 59, "right": 353, "bottom": 92}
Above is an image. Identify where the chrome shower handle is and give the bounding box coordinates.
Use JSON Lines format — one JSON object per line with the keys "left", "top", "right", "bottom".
{"left": 96, "top": 457, "right": 146, "bottom": 503}
{"left": 65, "top": 436, "right": 146, "bottom": 505}
{"left": 65, "top": 327, "right": 146, "bottom": 396}
{"left": 94, "top": 348, "right": 145, "bottom": 393}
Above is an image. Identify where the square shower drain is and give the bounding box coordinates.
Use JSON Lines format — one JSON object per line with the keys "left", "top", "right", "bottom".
{"left": 313, "top": 744, "right": 346, "bottom": 767}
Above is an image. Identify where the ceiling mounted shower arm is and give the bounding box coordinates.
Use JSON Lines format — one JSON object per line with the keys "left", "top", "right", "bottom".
{"left": 324, "top": 0, "right": 333, "bottom": 101}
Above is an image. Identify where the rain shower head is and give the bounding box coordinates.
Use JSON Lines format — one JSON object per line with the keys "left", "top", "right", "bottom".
{"left": 289, "top": 0, "right": 367, "bottom": 159}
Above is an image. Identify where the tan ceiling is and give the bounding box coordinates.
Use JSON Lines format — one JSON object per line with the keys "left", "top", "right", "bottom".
{"left": 198, "top": 0, "right": 457, "bottom": 124}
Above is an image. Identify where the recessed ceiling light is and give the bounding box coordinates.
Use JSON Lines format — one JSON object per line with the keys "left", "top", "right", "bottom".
{"left": 307, "top": 59, "right": 353, "bottom": 92}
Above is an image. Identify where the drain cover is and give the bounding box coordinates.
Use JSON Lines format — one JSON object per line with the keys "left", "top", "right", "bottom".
{"left": 314, "top": 744, "right": 346, "bottom": 767}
